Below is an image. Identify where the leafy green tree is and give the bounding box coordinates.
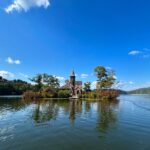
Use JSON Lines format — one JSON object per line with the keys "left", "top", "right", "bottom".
{"left": 30, "top": 74, "right": 60, "bottom": 91}
{"left": 58, "top": 90, "right": 70, "bottom": 98}
{"left": 0, "top": 76, "right": 32, "bottom": 95}
{"left": 94, "top": 66, "right": 116, "bottom": 90}
{"left": 44, "top": 75, "right": 60, "bottom": 89}
{"left": 83, "top": 82, "right": 91, "bottom": 92}
{"left": 30, "top": 74, "right": 43, "bottom": 91}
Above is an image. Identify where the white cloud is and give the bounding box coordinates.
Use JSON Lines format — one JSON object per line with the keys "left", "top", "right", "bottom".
{"left": 0, "top": 70, "right": 15, "bottom": 78}
{"left": 19, "top": 73, "right": 29, "bottom": 78}
{"left": 81, "top": 74, "right": 89, "bottom": 78}
{"left": 129, "top": 82, "right": 150, "bottom": 91}
{"left": 113, "top": 75, "right": 117, "bottom": 80}
{"left": 91, "top": 81, "right": 97, "bottom": 89}
{"left": 112, "top": 80, "right": 135, "bottom": 90}
{"left": 6, "top": 57, "right": 21, "bottom": 65}
{"left": 112, "top": 81, "right": 125, "bottom": 89}
{"left": 129, "top": 81, "right": 134, "bottom": 85}
{"left": 55, "top": 76, "right": 65, "bottom": 81}
{"left": 106, "top": 66, "right": 112, "bottom": 70}
{"left": 5, "top": 0, "right": 50, "bottom": 13}
{"left": 15, "top": 60, "right": 21, "bottom": 64}
{"left": 7, "top": 57, "right": 13, "bottom": 64}
{"left": 128, "top": 50, "right": 142, "bottom": 55}
{"left": 128, "top": 49, "right": 150, "bottom": 58}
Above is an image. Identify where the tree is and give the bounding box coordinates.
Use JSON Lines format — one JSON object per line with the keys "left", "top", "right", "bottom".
{"left": 0, "top": 76, "right": 32, "bottom": 95}
{"left": 83, "top": 82, "right": 91, "bottom": 92}
{"left": 94, "top": 66, "right": 116, "bottom": 90}
{"left": 30, "top": 74, "right": 43, "bottom": 91}
{"left": 44, "top": 75, "right": 60, "bottom": 89}
{"left": 0, "top": 76, "right": 2, "bottom": 81}
{"left": 30, "top": 74, "right": 60, "bottom": 91}
{"left": 65, "top": 80, "right": 70, "bottom": 85}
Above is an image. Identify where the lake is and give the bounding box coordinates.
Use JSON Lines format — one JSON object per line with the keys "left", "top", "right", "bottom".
{"left": 0, "top": 95, "right": 150, "bottom": 150}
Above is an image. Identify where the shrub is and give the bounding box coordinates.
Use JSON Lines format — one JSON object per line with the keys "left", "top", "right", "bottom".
{"left": 23, "top": 91, "right": 42, "bottom": 100}
{"left": 82, "top": 90, "right": 119, "bottom": 100}
{"left": 58, "top": 90, "right": 70, "bottom": 98}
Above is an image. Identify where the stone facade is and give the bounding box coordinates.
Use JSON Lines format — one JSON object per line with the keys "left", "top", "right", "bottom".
{"left": 61, "top": 70, "right": 82, "bottom": 96}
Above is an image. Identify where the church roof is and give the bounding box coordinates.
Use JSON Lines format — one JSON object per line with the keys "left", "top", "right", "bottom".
{"left": 60, "top": 81, "right": 82, "bottom": 89}
{"left": 75, "top": 81, "right": 82, "bottom": 86}
{"left": 70, "top": 70, "right": 75, "bottom": 76}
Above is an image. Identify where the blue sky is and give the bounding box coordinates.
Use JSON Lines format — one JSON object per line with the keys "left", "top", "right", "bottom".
{"left": 0, "top": 0, "right": 150, "bottom": 90}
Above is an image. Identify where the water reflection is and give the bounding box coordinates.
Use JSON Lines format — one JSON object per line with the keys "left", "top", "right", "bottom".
{"left": 29, "top": 100, "right": 83, "bottom": 125}
{"left": 0, "top": 98, "right": 119, "bottom": 133}
{"left": 0, "top": 97, "right": 26, "bottom": 112}
{"left": 32, "top": 100, "right": 59, "bottom": 123}
{"left": 26, "top": 99, "right": 119, "bottom": 134}
{"left": 69, "top": 100, "right": 82, "bottom": 124}
{"left": 96, "top": 100, "right": 119, "bottom": 134}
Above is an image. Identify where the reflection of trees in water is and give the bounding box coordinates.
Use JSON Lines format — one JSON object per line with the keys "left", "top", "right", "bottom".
{"left": 32, "top": 100, "right": 59, "bottom": 124}
{"left": 31, "top": 99, "right": 83, "bottom": 124}
{"left": 96, "top": 99, "right": 119, "bottom": 134}
{"left": 0, "top": 97, "right": 26, "bottom": 112}
{"left": 0, "top": 98, "right": 119, "bottom": 131}
{"left": 85, "top": 101, "right": 91, "bottom": 112}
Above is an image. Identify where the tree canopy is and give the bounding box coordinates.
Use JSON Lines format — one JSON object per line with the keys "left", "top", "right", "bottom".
{"left": 94, "top": 66, "right": 116, "bottom": 90}
{"left": 0, "top": 76, "right": 32, "bottom": 95}
{"left": 83, "top": 82, "right": 91, "bottom": 92}
{"left": 30, "top": 73, "right": 60, "bottom": 91}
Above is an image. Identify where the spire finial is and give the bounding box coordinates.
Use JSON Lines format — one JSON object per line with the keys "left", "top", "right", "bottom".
{"left": 70, "top": 70, "right": 75, "bottom": 76}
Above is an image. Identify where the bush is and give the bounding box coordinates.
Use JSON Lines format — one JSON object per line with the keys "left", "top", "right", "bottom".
{"left": 58, "top": 90, "right": 70, "bottom": 98}
{"left": 23, "top": 91, "right": 42, "bottom": 100}
{"left": 42, "top": 87, "right": 58, "bottom": 98}
{"left": 82, "top": 90, "right": 119, "bottom": 100}
{"left": 23, "top": 89, "right": 71, "bottom": 100}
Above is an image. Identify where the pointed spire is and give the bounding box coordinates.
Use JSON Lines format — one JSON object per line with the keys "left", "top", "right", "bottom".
{"left": 70, "top": 70, "right": 75, "bottom": 76}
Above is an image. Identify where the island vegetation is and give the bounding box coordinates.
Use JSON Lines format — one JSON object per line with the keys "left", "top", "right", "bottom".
{"left": 0, "top": 76, "right": 32, "bottom": 95}
{"left": 0, "top": 66, "right": 120, "bottom": 100}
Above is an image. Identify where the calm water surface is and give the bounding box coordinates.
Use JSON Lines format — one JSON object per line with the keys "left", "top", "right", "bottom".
{"left": 0, "top": 95, "right": 150, "bottom": 150}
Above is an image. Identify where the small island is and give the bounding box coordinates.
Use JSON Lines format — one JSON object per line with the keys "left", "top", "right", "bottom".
{"left": 0, "top": 66, "right": 119, "bottom": 101}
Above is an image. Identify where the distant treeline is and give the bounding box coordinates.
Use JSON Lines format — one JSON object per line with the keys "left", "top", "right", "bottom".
{"left": 117, "top": 90, "right": 127, "bottom": 94}
{"left": 128, "top": 87, "right": 150, "bottom": 94}
{"left": 0, "top": 76, "right": 32, "bottom": 95}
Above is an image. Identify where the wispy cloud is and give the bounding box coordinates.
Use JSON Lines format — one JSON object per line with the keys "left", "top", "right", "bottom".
{"left": 112, "top": 80, "right": 135, "bottom": 90}
{"left": 128, "top": 50, "right": 142, "bottom": 56}
{"left": 106, "top": 66, "right": 112, "bottom": 70}
{"left": 19, "top": 73, "right": 29, "bottom": 78}
{"left": 55, "top": 76, "right": 65, "bottom": 81}
{"left": 128, "top": 82, "right": 150, "bottom": 91}
{"left": 55, "top": 76, "right": 65, "bottom": 87}
{"left": 128, "top": 49, "right": 150, "bottom": 58}
{"left": 6, "top": 57, "right": 21, "bottom": 65}
{"left": 5, "top": 0, "right": 50, "bottom": 13}
{"left": 81, "top": 74, "right": 89, "bottom": 78}
{"left": 0, "top": 70, "right": 15, "bottom": 79}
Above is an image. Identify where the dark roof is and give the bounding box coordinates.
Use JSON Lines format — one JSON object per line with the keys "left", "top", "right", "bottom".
{"left": 70, "top": 70, "right": 75, "bottom": 76}
{"left": 75, "top": 81, "right": 82, "bottom": 86}
{"left": 60, "top": 81, "right": 82, "bottom": 89}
